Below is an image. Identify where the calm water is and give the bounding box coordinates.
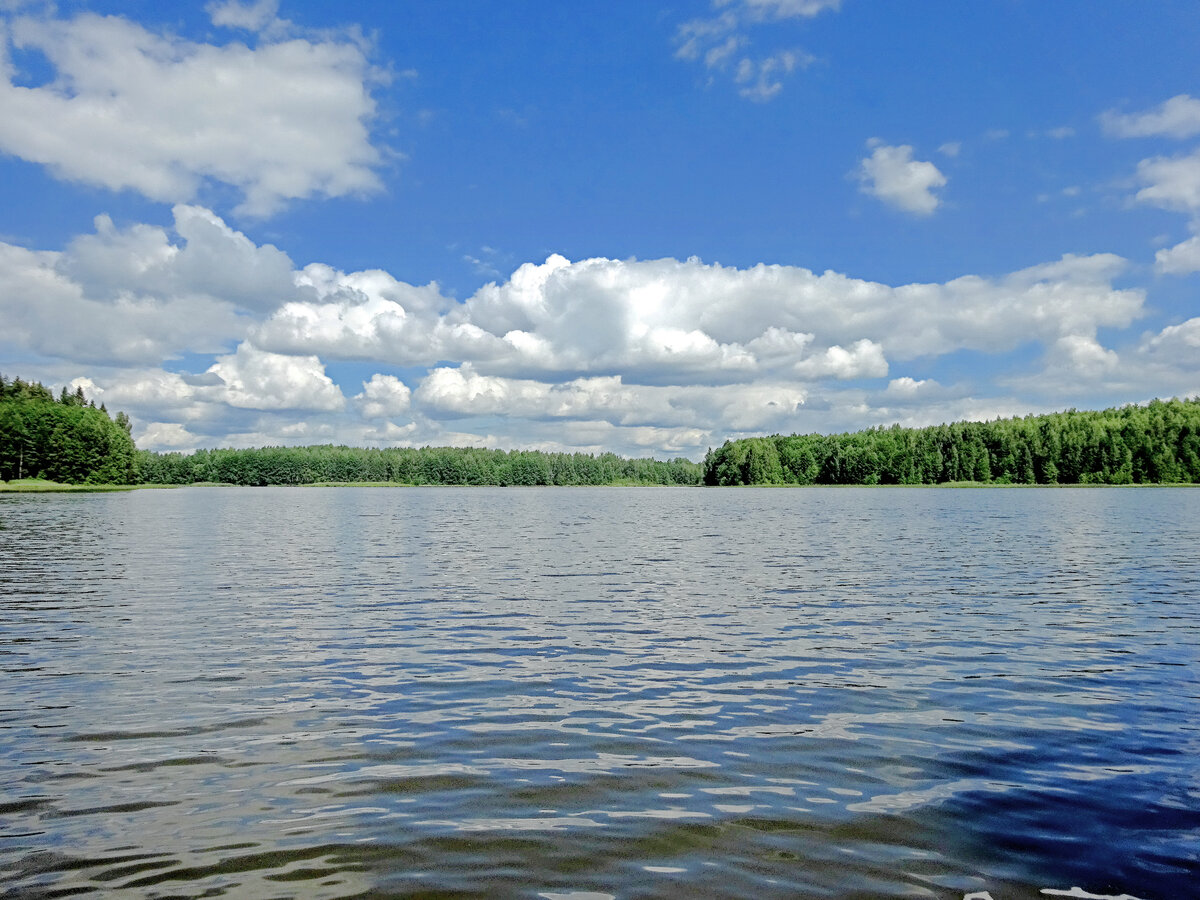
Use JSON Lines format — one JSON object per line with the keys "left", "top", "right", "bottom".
{"left": 1, "top": 486, "right": 1197, "bottom": 899}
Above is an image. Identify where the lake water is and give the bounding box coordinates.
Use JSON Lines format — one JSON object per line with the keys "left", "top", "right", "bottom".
{"left": 1, "top": 486, "right": 1197, "bottom": 898}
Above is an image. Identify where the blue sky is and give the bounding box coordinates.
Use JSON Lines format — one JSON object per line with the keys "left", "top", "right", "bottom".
{"left": 2, "top": 0, "right": 1199, "bottom": 459}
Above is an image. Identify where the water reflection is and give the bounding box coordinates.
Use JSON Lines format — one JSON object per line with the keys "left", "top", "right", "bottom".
{"left": 1, "top": 487, "right": 1197, "bottom": 897}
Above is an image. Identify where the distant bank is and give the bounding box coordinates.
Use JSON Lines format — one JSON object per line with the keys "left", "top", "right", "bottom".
{"left": 704, "top": 397, "right": 1200, "bottom": 486}
{"left": 3, "top": 373, "right": 1197, "bottom": 487}
{"left": 0, "top": 375, "right": 136, "bottom": 486}
{"left": 135, "top": 445, "right": 703, "bottom": 487}
{"left": 135, "top": 397, "right": 1200, "bottom": 487}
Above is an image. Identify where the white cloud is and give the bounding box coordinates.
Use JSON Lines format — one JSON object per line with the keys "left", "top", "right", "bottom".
{"left": 207, "top": 342, "right": 345, "bottom": 411}
{"left": 64, "top": 206, "right": 297, "bottom": 312}
{"left": 704, "top": 34, "right": 744, "bottom": 69}
{"left": 861, "top": 395, "right": 1043, "bottom": 433}
{"left": 885, "top": 376, "right": 939, "bottom": 400}
{"left": 435, "top": 252, "right": 1143, "bottom": 434}
{"left": 0, "top": 10, "right": 383, "bottom": 216}
{"left": 415, "top": 366, "right": 680, "bottom": 427}
{"left": 2, "top": 206, "right": 1164, "bottom": 459}
{"left": 0, "top": 204, "right": 319, "bottom": 366}
{"left": 734, "top": 49, "right": 813, "bottom": 102}
{"left": 724, "top": 0, "right": 842, "bottom": 21}
{"left": 675, "top": 10, "right": 740, "bottom": 63}
{"left": 71, "top": 369, "right": 209, "bottom": 419}
{"left": 558, "top": 421, "right": 713, "bottom": 456}
{"left": 1049, "top": 335, "right": 1120, "bottom": 377}
{"left": 675, "top": 0, "right": 836, "bottom": 101}
{"left": 218, "top": 419, "right": 343, "bottom": 449}
{"left": 1101, "top": 94, "right": 1200, "bottom": 139}
{"left": 60, "top": 368, "right": 254, "bottom": 452}
{"left": 1155, "top": 233, "right": 1200, "bottom": 274}
{"left": 0, "top": 237, "right": 245, "bottom": 365}
{"left": 463, "top": 246, "right": 503, "bottom": 280}
{"left": 1114, "top": 115, "right": 1200, "bottom": 269}
{"left": 253, "top": 262, "right": 454, "bottom": 362}
{"left": 858, "top": 143, "right": 947, "bottom": 216}
{"left": 707, "top": 382, "right": 809, "bottom": 430}
{"left": 938, "top": 141, "right": 961, "bottom": 157}
{"left": 793, "top": 339, "right": 887, "bottom": 379}
{"left": 416, "top": 364, "right": 569, "bottom": 420}
{"left": 207, "top": 0, "right": 280, "bottom": 32}
{"left": 1109, "top": 104, "right": 1200, "bottom": 272}
{"left": 413, "top": 364, "right": 808, "bottom": 435}
{"left": 999, "top": 313, "right": 1200, "bottom": 406}
{"left": 1143, "top": 317, "right": 1200, "bottom": 365}
{"left": 355, "top": 374, "right": 412, "bottom": 420}
{"left": 1134, "top": 148, "right": 1200, "bottom": 213}
{"left": 253, "top": 251, "right": 1143, "bottom": 381}
{"left": 137, "top": 421, "right": 201, "bottom": 450}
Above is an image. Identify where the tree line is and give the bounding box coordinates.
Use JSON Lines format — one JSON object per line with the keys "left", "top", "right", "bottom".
{"left": 704, "top": 398, "right": 1200, "bottom": 486}
{"left": 2, "top": 373, "right": 702, "bottom": 487}
{"left": 6, "top": 370, "right": 1198, "bottom": 488}
{"left": 0, "top": 375, "right": 137, "bottom": 484}
{"left": 136, "top": 444, "right": 703, "bottom": 486}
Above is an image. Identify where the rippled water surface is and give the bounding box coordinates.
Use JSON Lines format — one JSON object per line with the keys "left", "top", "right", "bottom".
{"left": 1, "top": 486, "right": 1198, "bottom": 898}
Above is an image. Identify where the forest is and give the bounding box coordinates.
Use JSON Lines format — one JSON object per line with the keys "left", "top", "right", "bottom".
{"left": 136, "top": 444, "right": 704, "bottom": 486}
{"left": 1, "top": 373, "right": 701, "bottom": 486}
{"left": 0, "top": 375, "right": 137, "bottom": 484}
{"left": 5, "top": 371, "right": 1198, "bottom": 488}
{"left": 704, "top": 398, "right": 1200, "bottom": 486}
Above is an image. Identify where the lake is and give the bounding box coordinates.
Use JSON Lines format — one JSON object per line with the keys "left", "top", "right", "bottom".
{"left": 1, "top": 486, "right": 1197, "bottom": 898}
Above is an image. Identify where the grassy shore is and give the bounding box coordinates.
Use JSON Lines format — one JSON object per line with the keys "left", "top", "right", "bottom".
{"left": 0, "top": 478, "right": 172, "bottom": 493}
{"left": 0, "top": 478, "right": 134, "bottom": 493}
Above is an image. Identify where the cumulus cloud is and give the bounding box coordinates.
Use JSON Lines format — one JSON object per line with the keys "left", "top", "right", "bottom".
{"left": 1142, "top": 317, "right": 1200, "bottom": 365}
{"left": 1106, "top": 98, "right": 1200, "bottom": 269}
{"left": 208, "top": 342, "right": 345, "bottom": 411}
{"left": 70, "top": 363, "right": 405, "bottom": 453}
{"left": 3, "top": 205, "right": 1168, "bottom": 459}
{"left": 137, "top": 421, "right": 201, "bottom": 450}
{"left": 1108, "top": 98, "right": 1200, "bottom": 272}
{"left": 70, "top": 370, "right": 212, "bottom": 422}
{"left": 1155, "top": 233, "right": 1200, "bottom": 274}
{"left": 858, "top": 142, "right": 947, "bottom": 215}
{"left": 1102, "top": 94, "right": 1200, "bottom": 139}
{"left": 253, "top": 262, "right": 454, "bottom": 361}
{"left": 0, "top": 10, "right": 384, "bottom": 216}
{"left": 64, "top": 205, "right": 297, "bottom": 312}
{"left": 1134, "top": 148, "right": 1200, "bottom": 213}
{"left": 0, "top": 204, "right": 316, "bottom": 366}
{"left": 793, "top": 340, "right": 887, "bottom": 379}
{"left": 1049, "top": 334, "right": 1120, "bottom": 377}
{"left": 1000, "top": 313, "right": 1200, "bottom": 406}
{"left": 884, "top": 376, "right": 940, "bottom": 400}
{"left": 250, "top": 250, "right": 1144, "bottom": 383}
{"left": 355, "top": 374, "right": 412, "bottom": 420}
{"left": 413, "top": 364, "right": 808, "bottom": 434}
{"left": 0, "top": 238, "right": 245, "bottom": 365}
{"left": 207, "top": 0, "right": 280, "bottom": 31}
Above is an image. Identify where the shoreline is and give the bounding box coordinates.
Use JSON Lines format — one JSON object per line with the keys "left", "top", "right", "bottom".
{"left": 3, "top": 479, "right": 1197, "bottom": 493}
